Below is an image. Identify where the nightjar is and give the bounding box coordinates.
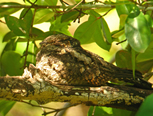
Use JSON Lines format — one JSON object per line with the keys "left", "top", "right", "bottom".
{"left": 29, "top": 34, "right": 152, "bottom": 89}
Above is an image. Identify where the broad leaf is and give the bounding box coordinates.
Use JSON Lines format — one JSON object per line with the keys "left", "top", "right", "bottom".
{"left": 74, "top": 21, "right": 95, "bottom": 44}
{"left": 5, "top": 16, "right": 27, "bottom": 36}
{"left": 125, "top": 7, "right": 151, "bottom": 53}
{"left": 116, "top": 2, "right": 135, "bottom": 28}
{"left": 50, "top": 16, "right": 71, "bottom": 36}
{"left": 36, "top": 0, "right": 57, "bottom": 5}
{"left": 144, "top": 14, "right": 153, "bottom": 27}
{"left": 116, "top": 3, "right": 134, "bottom": 16}
{"left": 136, "top": 41, "right": 153, "bottom": 62}
{"left": 88, "top": 106, "right": 132, "bottom": 116}
{"left": 2, "top": 31, "right": 16, "bottom": 42}
{"left": 2, "top": 38, "right": 17, "bottom": 54}
{"left": 94, "top": 24, "right": 111, "bottom": 51}
{"left": 111, "top": 29, "right": 124, "bottom": 39}
{"left": 0, "top": 2, "right": 21, "bottom": 18}
{"left": 17, "top": 28, "right": 45, "bottom": 42}
{"left": 34, "top": 9, "right": 54, "bottom": 24}
{"left": 20, "top": 8, "right": 33, "bottom": 34}
{"left": 75, "top": 10, "right": 111, "bottom": 51}
{"left": 136, "top": 49, "right": 153, "bottom": 62}
{"left": 136, "top": 94, "right": 153, "bottom": 116}
{"left": 115, "top": 50, "right": 132, "bottom": 69}
{"left": 136, "top": 60, "right": 153, "bottom": 73}
{"left": 100, "top": 18, "right": 112, "bottom": 44}
{"left": 61, "top": 11, "right": 80, "bottom": 23}
{"left": 90, "top": 10, "right": 111, "bottom": 51}
{"left": 1, "top": 51, "right": 24, "bottom": 76}
{"left": 0, "top": 100, "right": 15, "bottom": 116}
{"left": 119, "top": 14, "right": 128, "bottom": 28}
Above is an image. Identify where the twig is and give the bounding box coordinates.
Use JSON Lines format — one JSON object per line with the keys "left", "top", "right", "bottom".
{"left": 67, "top": 0, "right": 83, "bottom": 12}
{"left": 22, "top": 1, "right": 37, "bottom": 68}
{"left": 21, "top": 100, "right": 57, "bottom": 110}
{"left": 42, "top": 104, "right": 78, "bottom": 115}
{"left": 0, "top": 19, "right": 6, "bottom": 24}
{"left": 102, "top": 7, "right": 114, "bottom": 16}
{"left": 116, "top": 39, "right": 127, "bottom": 45}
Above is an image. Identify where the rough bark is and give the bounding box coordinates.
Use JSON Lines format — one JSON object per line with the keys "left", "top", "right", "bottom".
{"left": 0, "top": 75, "right": 152, "bottom": 111}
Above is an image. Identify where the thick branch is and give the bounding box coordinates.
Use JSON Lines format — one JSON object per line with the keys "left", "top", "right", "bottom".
{"left": 0, "top": 4, "right": 114, "bottom": 9}
{"left": 0, "top": 75, "right": 152, "bottom": 111}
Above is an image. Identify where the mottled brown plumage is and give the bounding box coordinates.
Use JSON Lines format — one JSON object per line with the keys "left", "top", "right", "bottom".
{"left": 29, "top": 34, "right": 152, "bottom": 89}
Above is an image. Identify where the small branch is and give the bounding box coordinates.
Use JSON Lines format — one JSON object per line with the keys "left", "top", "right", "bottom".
{"left": 67, "top": 0, "right": 83, "bottom": 12}
{"left": 0, "top": 19, "right": 6, "bottom": 24}
{"left": 22, "top": 2, "right": 37, "bottom": 68}
{"left": 42, "top": 104, "right": 77, "bottom": 115}
{"left": 116, "top": 39, "right": 127, "bottom": 45}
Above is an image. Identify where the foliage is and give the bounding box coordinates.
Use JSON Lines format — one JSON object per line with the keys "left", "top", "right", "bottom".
{"left": 88, "top": 106, "right": 134, "bottom": 116}
{"left": 135, "top": 93, "right": 153, "bottom": 116}
{"left": 0, "top": 0, "right": 153, "bottom": 115}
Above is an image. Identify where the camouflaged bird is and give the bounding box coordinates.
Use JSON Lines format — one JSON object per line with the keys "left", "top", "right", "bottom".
{"left": 29, "top": 34, "right": 152, "bottom": 89}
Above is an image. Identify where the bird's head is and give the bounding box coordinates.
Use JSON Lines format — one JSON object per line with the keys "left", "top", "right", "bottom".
{"left": 40, "top": 34, "right": 80, "bottom": 49}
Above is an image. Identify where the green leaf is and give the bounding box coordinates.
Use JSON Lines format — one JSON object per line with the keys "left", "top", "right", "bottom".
{"left": 144, "top": 14, "right": 153, "bottom": 27}
{"left": 36, "top": 0, "right": 57, "bottom": 5}
{"left": 74, "top": 10, "right": 111, "bottom": 50}
{"left": 116, "top": 2, "right": 135, "bottom": 28}
{"left": 136, "top": 60, "right": 153, "bottom": 73}
{"left": 0, "top": 2, "right": 21, "bottom": 18}
{"left": 88, "top": 106, "right": 113, "bottom": 116}
{"left": 1, "top": 51, "right": 24, "bottom": 76}
{"left": 136, "top": 41, "right": 153, "bottom": 62}
{"left": 50, "top": 16, "right": 71, "bottom": 36}
{"left": 115, "top": 50, "right": 132, "bottom": 69}
{"left": 2, "top": 38, "right": 17, "bottom": 54}
{"left": 90, "top": 10, "right": 111, "bottom": 51}
{"left": 20, "top": 8, "right": 33, "bottom": 33}
{"left": 115, "top": 50, "right": 153, "bottom": 73}
{"left": 131, "top": 49, "right": 136, "bottom": 79}
{"left": 61, "top": 11, "right": 80, "bottom": 23}
{"left": 119, "top": 14, "right": 128, "bottom": 28}
{"left": 137, "top": 49, "right": 153, "bottom": 62}
{"left": 88, "top": 106, "right": 133, "bottom": 116}
{"left": 5, "top": 16, "right": 27, "bottom": 36}
{"left": 94, "top": 7, "right": 112, "bottom": 14}
{"left": 136, "top": 94, "right": 153, "bottom": 116}
{"left": 34, "top": 9, "right": 54, "bottom": 24}
{"left": 0, "top": 100, "right": 15, "bottom": 115}
{"left": 100, "top": 18, "right": 112, "bottom": 44}
{"left": 116, "top": 3, "right": 134, "bottom": 16}
{"left": 111, "top": 29, "right": 124, "bottom": 39}
{"left": 2, "top": 31, "right": 16, "bottom": 42}
{"left": 112, "top": 108, "right": 134, "bottom": 116}
{"left": 125, "top": 9, "right": 151, "bottom": 53}
{"left": 17, "top": 28, "right": 45, "bottom": 42}
{"left": 74, "top": 10, "right": 99, "bottom": 44}
{"left": 94, "top": 25, "right": 111, "bottom": 51}
{"left": 74, "top": 21, "right": 95, "bottom": 44}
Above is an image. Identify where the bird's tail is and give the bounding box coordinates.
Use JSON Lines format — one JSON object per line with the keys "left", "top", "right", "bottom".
{"left": 114, "top": 68, "right": 152, "bottom": 89}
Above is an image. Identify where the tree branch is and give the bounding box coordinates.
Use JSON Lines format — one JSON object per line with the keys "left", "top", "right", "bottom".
{"left": 1, "top": 3, "right": 153, "bottom": 11}
{"left": 0, "top": 72, "right": 152, "bottom": 111}
{"left": 0, "top": 4, "right": 113, "bottom": 9}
